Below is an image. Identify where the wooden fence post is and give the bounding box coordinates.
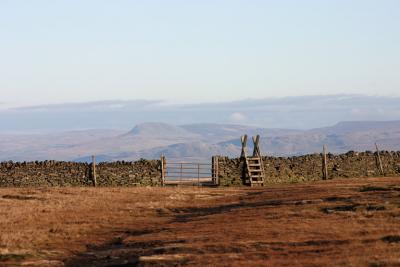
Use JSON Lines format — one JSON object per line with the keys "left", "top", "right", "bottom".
{"left": 322, "top": 145, "right": 328, "bottom": 180}
{"left": 216, "top": 156, "right": 219, "bottom": 186}
{"left": 92, "top": 155, "right": 97, "bottom": 187}
{"left": 160, "top": 155, "right": 166, "bottom": 186}
{"left": 375, "top": 143, "right": 384, "bottom": 175}
{"left": 180, "top": 163, "right": 183, "bottom": 184}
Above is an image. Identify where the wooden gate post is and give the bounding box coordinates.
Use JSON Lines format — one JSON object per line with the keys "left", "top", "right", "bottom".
{"left": 322, "top": 145, "right": 328, "bottom": 180}
{"left": 92, "top": 155, "right": 97, "bottom": 187}
{"left": 212, "top": 156, "right": 219, "bottom": 186}
{"left": 375, "top": 143, "right": 384, "bottom": 175}
{"left": 197, "top": 163, "right": 200, "bottom": 187}
{"left": 180, "top": 163, "right": 183, "bottom": 184}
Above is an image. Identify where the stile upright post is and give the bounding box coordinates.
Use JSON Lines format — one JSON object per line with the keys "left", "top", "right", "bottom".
{"left": 241, "top": 135, "right": 248, "bottom": 158}
{"left": 252, "top": 135, "right": 261, "bottom": 157}
{"left": 92, "top": 155, "right": 97, "bottom": 187}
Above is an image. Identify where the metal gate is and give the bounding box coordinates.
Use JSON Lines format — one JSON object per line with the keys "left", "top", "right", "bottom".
{"left": 161, "top": 156, "right": 219, "bottom": 186}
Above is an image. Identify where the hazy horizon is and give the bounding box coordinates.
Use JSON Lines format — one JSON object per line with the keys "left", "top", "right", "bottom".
{"left": 0, "top": 94, "right": 399, "bottom": 133}
{"left": 1, "top": 1, "right": 399, "bottom": 107}
{"left": 0, "top": 93, "right": 396, "bottom": 110}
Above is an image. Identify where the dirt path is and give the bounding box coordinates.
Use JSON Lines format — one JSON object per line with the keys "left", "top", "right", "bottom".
{"left": 1, "top": 177, "right": 400, "bottom": 266}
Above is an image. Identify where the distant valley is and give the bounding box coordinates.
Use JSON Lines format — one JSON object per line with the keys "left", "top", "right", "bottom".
{"left": 1, "top": 121, "right": 400, "bottom": 162}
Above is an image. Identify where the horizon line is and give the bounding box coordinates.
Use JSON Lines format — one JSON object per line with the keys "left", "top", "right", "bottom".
{"left": 2, "top": 93, "right": 399, "bottom": 110}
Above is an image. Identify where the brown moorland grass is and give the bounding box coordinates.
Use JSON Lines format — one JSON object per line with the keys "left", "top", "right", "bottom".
{"left": 0, "top": 177, "right": 399, "bottom": 266}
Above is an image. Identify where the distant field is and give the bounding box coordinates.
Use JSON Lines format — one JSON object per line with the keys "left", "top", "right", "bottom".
{"left": 1, "top": 178, "right": 400, "bottom": 266}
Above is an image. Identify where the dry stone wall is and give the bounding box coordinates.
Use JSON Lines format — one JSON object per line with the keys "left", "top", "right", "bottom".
{"left": 97, "top": 160, "right": 161, "bottom": 186}
{"left": 1, "top": 151, "right": 399, "bottom": 187}
{"left": 217, "top": 151, "right": 400, "bottom": 185}
{"left": 0, "top": 160, "right": 161, "bottom": 187}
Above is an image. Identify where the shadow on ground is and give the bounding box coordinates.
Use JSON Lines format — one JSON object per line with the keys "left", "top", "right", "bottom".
{"left": 64, "top": 184, "right": 400, "bottom": 266}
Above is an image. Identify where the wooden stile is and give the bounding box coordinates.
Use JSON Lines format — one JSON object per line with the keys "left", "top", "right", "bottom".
{"left": 241, "top": 135, "right": 265, "bottom": 187}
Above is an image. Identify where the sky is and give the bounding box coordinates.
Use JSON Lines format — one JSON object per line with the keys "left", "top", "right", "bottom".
{"left": 0, "top": 0, "right": 399, "bottom": 107}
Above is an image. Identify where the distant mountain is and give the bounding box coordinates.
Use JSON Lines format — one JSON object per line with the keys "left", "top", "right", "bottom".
{"left": 1, "top": 120, "right": 400, "bottom": 162}
{"left": 310, "top": 121, "right": 400, "bottom": 135}
{"left": 126, "top": 123, "right": 199, "bottom": 139}
{"left": 134, "top": 120, "right": 400, "bottom": 160}
{"left": 260, "top": 120, "right": 400, "bottom": 155}
{"left": 181, "top": 124, "right": 301, "bottom": 141}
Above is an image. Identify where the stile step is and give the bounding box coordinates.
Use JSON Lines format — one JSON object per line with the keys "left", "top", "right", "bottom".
{"left": 248, "top": 164, "right": 261, "bottom": 167}
{"left": 246, "top": 156, "right": 265, "bottom": 185}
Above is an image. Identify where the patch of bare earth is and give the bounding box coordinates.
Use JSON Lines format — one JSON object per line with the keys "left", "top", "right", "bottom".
{"left": 0, "top": 177, "right": 399, "bottom": 266}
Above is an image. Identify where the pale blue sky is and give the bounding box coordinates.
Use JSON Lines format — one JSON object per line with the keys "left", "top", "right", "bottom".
{"left": 0, "top": 0, "right": 399, "bottom": 107}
